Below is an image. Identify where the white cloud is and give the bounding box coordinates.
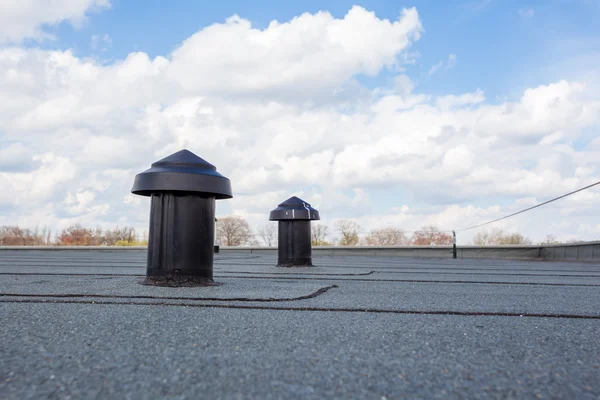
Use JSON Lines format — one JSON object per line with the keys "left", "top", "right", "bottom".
{"left": 0, "top": 6, "right": 599, "bottom": 243}
{"left": 64, "top": 190, "right": 96, "bottom": 214}
{"left": 0, "top": 153, "right": 77, "bottom": 207}
{"left": 91, "top": 33, "right": 112, "bottom": 51}
{"left": 518, "top": 8, "right": 535, "bottom": 19}
{"left": 167, "top": 6, "right": 422, "bottom": 100}
{"left": 446, "top": 53, "right": 457, "bottom": 69}
{"left": 0, "top": 0, "right": 111, "bottom": 43}
{"left": 428, "top": 53, "right": 457, "bottom": 77}
{"left": 436, "top": 89, "right": 485, "bottom": 110}
{"left": 0, "top": 142, "right": 36, "bottom": 172}
{"left": 428, "top": 60, "right": 443, "bottom": 76}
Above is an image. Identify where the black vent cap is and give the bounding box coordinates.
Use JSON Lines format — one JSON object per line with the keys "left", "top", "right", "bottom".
{"left": 269, "top": 196, "right": 320, "bottom": 221}
{"left": 131, "top": 149, "right": 232, "bottom": 199}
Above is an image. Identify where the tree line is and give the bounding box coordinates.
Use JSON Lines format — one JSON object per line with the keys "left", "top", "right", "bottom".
{"left": 1, "top": 217, "right": 560, "bottom": 247}
{"left": 0, "top": 225, "right": 146, "bottom": 246}
{"left": 215, "top": 216, "right": 540, "bottom": 246}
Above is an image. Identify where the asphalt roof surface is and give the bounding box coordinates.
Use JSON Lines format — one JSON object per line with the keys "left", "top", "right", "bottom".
{"left": 1, "top": 249, "right": 599, "bottom": 399}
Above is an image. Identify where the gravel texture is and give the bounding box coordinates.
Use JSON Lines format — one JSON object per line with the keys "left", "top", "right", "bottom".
{"left": 1, "top": 249, "right": 599, "bottom": 399}
{"left": 1, "top": 304, "right": 599, "bottom": 400}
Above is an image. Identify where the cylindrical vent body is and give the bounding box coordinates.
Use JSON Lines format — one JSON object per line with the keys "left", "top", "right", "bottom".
{"left": 277, "top": 220, "right": 312, "bottom": 267}
{"left": 147, "top": 193, "right": 215, "bottom": 279}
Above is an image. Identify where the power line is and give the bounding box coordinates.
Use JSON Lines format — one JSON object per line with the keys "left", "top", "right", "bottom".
{"left": 455, "top": 180, "right": 600, "bottom": 232}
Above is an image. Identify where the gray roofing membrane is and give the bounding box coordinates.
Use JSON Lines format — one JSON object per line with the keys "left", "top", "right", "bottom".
{"left": 1, "top": 249, "right": 599, "bottom": 399}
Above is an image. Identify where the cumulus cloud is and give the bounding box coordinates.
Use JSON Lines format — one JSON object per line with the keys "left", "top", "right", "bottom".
{"left": 0, "top": 0, "right": 111, "bottom": 43}
{"left": 0, "top": 142, "right": 37, "bottom": 172}
{"left": 0, "top": 5, "right": 599, "bottom": 243}
{"left": 167, "top": 6, "right": 422, "bottom": 100}
{"left": 436, "top": 89, "right": 485, "bottom": 110}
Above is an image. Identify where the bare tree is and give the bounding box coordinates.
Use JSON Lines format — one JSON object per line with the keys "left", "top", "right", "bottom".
{"left": 105, "top": 226, "right": 136, "bottom": 246}
{"left": 257, "top": 223, "right": 277, "bottom": 246}
{"left": 0, "top": 226, "right": 35, "bottom": 246}
{"left": 311, "top": 224, "right": 330, "bottom": 246}
{"left": 33, "top": 226, "right": 41, "bottom": 245}
{"left": 39, "top": 226, "right": 47, "bottom": 245}
{"left": 37, "top": 226, "right": 53, "bottom": 246}
{"left": 0, "top": 225, "right": 55, "bottom": 246}
{"left": 411, "top": 226, "right": 452, "bottom": 245}
{"left": 497, "top": 233, "right": 532, "bottom": 245}
{"left": 336, "top": 220, "right": 360, "bottom": 246}
{"left": 363, "top": 228, "right": 409, "bottom": 246}
{"left": 472, "top": 228, "right": 504, "bottom": 246}
{"left": 217, "top": 216, "right": 254, "bottom": 246}
{"left": 539, "top": 234, "right": 558, "bottom": 245}
{"left": 472, "top": 228, "right": 532, "bottom": 245}
{"left": 58, "top": 225, "right": 94, "bottom": 246}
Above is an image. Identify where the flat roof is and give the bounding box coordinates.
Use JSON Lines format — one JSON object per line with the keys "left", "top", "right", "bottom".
{"left": 1, "top": 249, "right": 599, "bottom": 399}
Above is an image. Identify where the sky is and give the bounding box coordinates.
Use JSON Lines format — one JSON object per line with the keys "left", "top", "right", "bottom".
{"left": 0, "top": 0, "right": 599, "bottom": 244}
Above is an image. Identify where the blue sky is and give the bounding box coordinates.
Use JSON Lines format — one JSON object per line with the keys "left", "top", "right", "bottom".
{"left": 1, "top": 0, "right": 599, "bottom": 243}
{"left": 36, "top": 0, "right": 600, "bottom": 100}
